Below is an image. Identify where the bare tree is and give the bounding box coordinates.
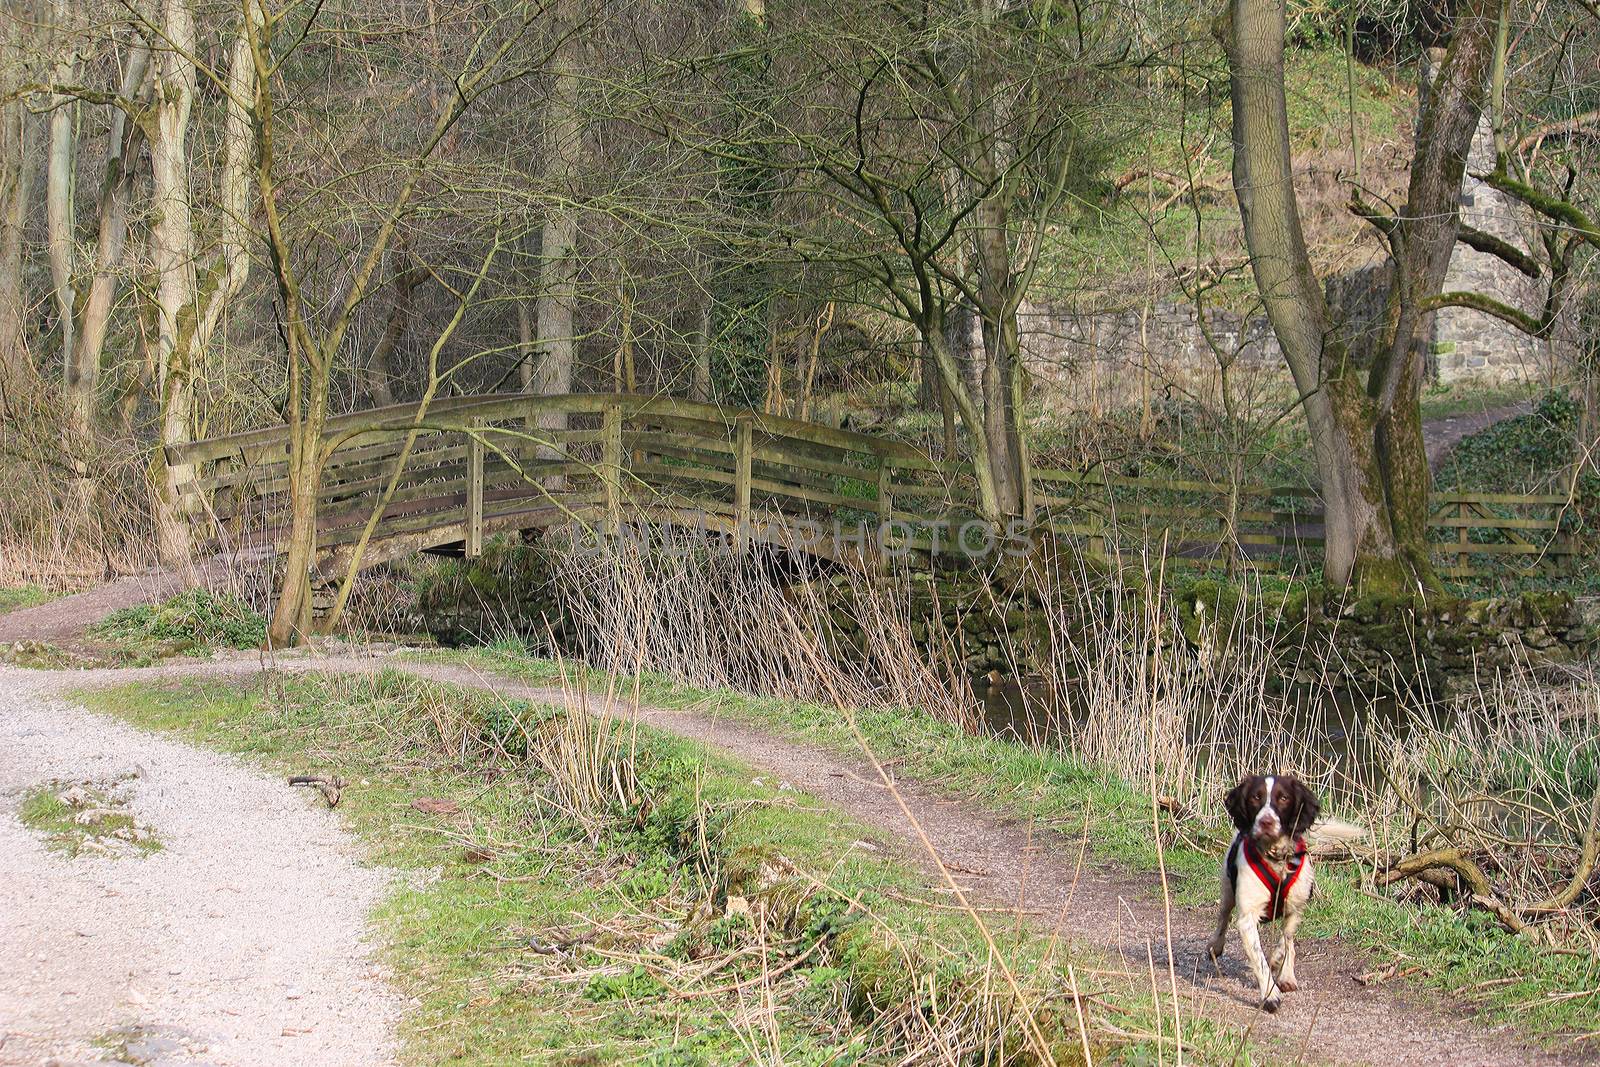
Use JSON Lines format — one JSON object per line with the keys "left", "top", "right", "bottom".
{"left": 147, "top": 0, "right": 256, "bottom": 568}
{"left": 638, "top": 0, "right": 1115, "bottom": 520}
{"left": 248, "top": 0, "right": 544, "bottom": 645}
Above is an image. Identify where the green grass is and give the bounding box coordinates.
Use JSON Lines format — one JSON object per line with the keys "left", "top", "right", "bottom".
{"left": 86, "top": 589, "right": 267, "bottom": 665}
{"left": 1035, "top": 43, "right": 1412, "bottom": 309}
{"left": 1418, "top": 381, "right": 1537, "bottom": 424}
{"left": 417, "top": 642, "right": 1600, "bottom": 1039}
{"left": 18, "top": 783, "right": 161, "bottom": 858}
{"left": 73, "top": 671, "right": 1250, "bottom": 1066}
{"left": 0, "top": 583, "right": 55, "bottom": 615}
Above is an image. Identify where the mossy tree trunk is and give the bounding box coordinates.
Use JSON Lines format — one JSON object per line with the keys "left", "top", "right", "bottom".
{"left": 1222, "top": 0, "right": 1495, "bottom": 594}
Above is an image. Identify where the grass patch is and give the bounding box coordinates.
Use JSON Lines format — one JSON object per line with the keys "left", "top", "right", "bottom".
{"left": 18, "top": 780, "right": 161, "bottom": 858}
{"left": 73, "top": 671, "right": 1248, "bottom": 1066}
{"left": 0, "top": 582, "right": 55, "bottom": 615}
{"left": 417, "top": 642, "right": 1600, "bottom": 1039}
{"left": 1418, "top": 381, "right": 1537, "bottom": 424}
{"left": 87, "top": 589, "right": 267, "bottom": 664}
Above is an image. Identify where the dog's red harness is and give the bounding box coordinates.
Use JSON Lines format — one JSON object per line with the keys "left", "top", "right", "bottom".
{"left": 1228, "top": 834, "right": 1308, "bottom": 922}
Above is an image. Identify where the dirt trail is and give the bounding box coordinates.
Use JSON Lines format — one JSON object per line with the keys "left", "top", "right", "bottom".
{"left": 0, "top": 555, "right": 250, "bottom": 647}
{"left": 20, "top": 652, "right": 1583, "bottom": 1067}
{"left": 0, "top": 665, "right": 401, "bottom": 1067}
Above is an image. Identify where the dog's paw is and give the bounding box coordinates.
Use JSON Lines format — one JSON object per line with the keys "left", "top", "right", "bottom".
{"left": 1277, "top": 977, "right": 1298, "bottom": 992}
{"left": 1261, "top": 991, "right": 1283, "bottom": 1013}
{"left": 1206, "top": 938, "right": 1225, "bottom": 960}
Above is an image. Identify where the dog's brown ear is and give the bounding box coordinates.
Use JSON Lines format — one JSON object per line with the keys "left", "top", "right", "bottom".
{"left": 1224, "top": 777, "right": 1256, "bottom": 835}
{"left": 1286, "top": 777, "right": 1321, "bottom": 839}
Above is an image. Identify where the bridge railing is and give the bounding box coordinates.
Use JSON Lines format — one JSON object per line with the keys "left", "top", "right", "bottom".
{"left": 169, "top": 394, "right": 1582, "bottom": 578}
{"left": 169, "top": 393, "right": 973, "bottom": 565}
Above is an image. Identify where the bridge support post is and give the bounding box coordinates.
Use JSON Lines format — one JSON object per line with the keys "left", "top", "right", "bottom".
{"left": 602, "top": 403, "right": 623, "bottom": 537}
{"left": 734, "top": 415, "right": 753, "bottom": 552}
{"left": 466, "top": 419, "right": 484, "bottom": 559}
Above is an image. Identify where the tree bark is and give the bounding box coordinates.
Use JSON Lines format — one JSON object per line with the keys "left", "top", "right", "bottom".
{"left": 76, "top": 39, "right": 151, "bottom": 407}
{"left": 150, "top": 0, "right": 200, "bottom": 571}
{"left": 365, "top": 244, "right": 425, "bottom": 407}
{"left": 518, "top": 295, "right": 535, "bottom": 395}
{"left": 532, "top": 0, "right": 581, "bottom": 485}
{"left": 148, "top": 3, "right": 256, "bottom": 571}
{"left": 46, "top": 0, "right": 80, "bottom": 434}
{"left": 689, "top": 297, "right": 712, "bottom": 402}
{"left": 0, "top": 25, "right": 32, "bottom": 396}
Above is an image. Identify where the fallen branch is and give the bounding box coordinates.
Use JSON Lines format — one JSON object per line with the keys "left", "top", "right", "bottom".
{"left": 288, "top": 774, "right": 345, "bottom": 808}
{"left": 1530, "top": 787, "right": 1600, "bottom": 914}
{"left": 1377, "top": 847, "right": 1527, "bottom": 932}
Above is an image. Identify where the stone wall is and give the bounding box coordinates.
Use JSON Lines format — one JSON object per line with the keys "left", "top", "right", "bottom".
{"left": 415, "top": 542, "right": 566, "bottom": 648}
{"left": 1020, "top": 121, "right": 1560, "bottom": 391}
{"left": 416, "top": 545, "right": 1598, "bottom": 694}
{"left": 1431, "top": 115, "right": 1552, "bottom": 382}
{"left": 802, "top": 567, "right": 1600, "bottom": 693}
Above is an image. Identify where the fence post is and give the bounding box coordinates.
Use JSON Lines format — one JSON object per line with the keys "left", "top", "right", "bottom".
{"left": 1088, "top": 506, "right": 1106, "bottom": 561}
{"left": 1457, "top": 499, "right": 1470, "bottom": 575}
{"left": 875, "top": 460, "right": 894, "bottom": 568}
{"left": 602, "top": 403, "right": 622, "bottom": 537}
{"left": 465, "top": 420, "right": 484, "bottom": 559}
{"left": 734, "top": 414, "right": 753, "bottom": 552}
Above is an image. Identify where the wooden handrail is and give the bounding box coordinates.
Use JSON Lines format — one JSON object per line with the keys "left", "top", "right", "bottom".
{"left": 170, "top": 392, "right": 1581, "bottom": 579}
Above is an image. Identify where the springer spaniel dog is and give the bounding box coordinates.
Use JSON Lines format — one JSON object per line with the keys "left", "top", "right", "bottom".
{"left": 1207, "top": 774, "right": 1321, "bottom": 1012}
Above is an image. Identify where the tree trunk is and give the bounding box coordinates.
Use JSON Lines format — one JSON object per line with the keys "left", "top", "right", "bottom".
{"left": 532, "top": 0, "right": 581, "bottom": 484}
{"left": 46, "top": 0, "right": 80, "bottom": 435}
{"left": 1373, "top": 23, "right": 1497, "bottom": 584}
{"left": 148, "top": 3, "right": 257, "bottom": 573}
{"left": 689, "top": 297, "right": 712, "bottom": 401}
{"left": 918, "top": 340, "right": 938, "bottom": 412}
{"left": 973, "top": 245, "right": 1026, "bottom": 515}
{"left": 0, "top": 39, "right": 31, "bottom": 395}
{"left": 967, "top": 39, "right": 1028, "bottom": 520}
{"left": 1221, "top": 0, "right": 1495, "bottom": 593}
{"left": 923, "top": 308, "right": 1008, "bottom": 521}
{"left": 268, "top": 380, "right": 328, "bottom": 646}
{"left": 366, "top": 245, "right": 424, "bottom": 408}
{"left": 76, "top": 39, "right": 151, "bottom": 402}
{"left": 518, "top": 297, "right": 535, "bottom": 394}
{"left": 150, "top": 0, "right": 200, "bottom": 572}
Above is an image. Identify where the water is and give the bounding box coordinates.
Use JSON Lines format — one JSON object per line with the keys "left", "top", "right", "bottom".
{"left": 973, "top": 675, "right": 1419, "bottom": 793}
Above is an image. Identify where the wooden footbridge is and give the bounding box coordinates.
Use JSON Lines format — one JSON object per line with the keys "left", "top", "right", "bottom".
{"left": 168, "top": 392, "right": 1579, "bottom": 581}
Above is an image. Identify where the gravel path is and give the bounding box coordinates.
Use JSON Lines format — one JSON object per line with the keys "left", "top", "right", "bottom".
{"left": 0, "top": 665, "right": 402, "bottom": 1067}
{"left": 17, "top": 652, "right": 1584, "bottom": 1067}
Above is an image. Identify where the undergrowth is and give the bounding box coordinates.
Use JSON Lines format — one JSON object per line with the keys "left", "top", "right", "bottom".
{"left": 0, "top": 583, "right": 55, "bottom": 615}
{"left": 1435, "top": 390, "right": 1584, "bottom": 496}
